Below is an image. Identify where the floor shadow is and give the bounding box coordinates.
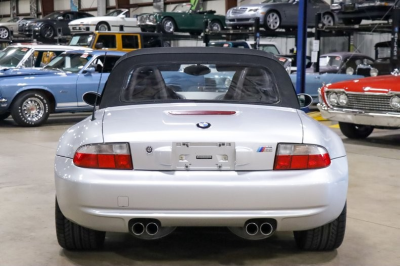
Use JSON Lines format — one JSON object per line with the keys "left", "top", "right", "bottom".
{"left": 0, "top": 113, "right": 89, "bottom": 128}
{"left": 341, "top": 130, "right": 400, "bottom": 149}
{"left": 61, "top": 228, "right": 338, "bottom": 265}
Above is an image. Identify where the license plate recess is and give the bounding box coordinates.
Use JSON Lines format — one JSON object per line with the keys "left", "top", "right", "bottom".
{"left": 173, "top": 142, "right": 235, "bottom": 170}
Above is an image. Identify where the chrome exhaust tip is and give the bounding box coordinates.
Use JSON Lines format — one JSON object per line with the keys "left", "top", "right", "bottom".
{"left": 146, "top": 222, "right": 159, "bottom": 236}
{"left": 245, "top": 222, "right": 259, "bottom": 236}
{"left": 131, "top": 222, "right": 145, "bottom": 235}
{"left": 260, "top": 222, "right": 274, "bottom": 236}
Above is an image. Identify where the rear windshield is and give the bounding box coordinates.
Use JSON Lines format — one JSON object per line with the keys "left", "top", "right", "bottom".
{"left": 120, "top": 64, "right": 279, "bottom": 104}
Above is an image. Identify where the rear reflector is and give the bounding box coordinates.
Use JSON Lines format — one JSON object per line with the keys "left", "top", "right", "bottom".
{"left": 274, "top": 144, "right": 331, "bottom": 170}
{"left": 73, "top": 143, "right": 133, "bottom": 170}
{"left": 169, "top": 111, "right": 236, "bottom": 115}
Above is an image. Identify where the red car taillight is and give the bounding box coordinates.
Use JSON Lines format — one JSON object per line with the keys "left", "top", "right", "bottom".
{"left": 73, "top": 143, "right": 133, "bottom": 170}
{"left": 274, "top": 144, "right": 331, "bottom": 170}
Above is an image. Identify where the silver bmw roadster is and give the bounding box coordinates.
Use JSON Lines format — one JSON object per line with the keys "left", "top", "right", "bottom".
{"left": 55, "top": 48, "right": 348, "bottom": 251}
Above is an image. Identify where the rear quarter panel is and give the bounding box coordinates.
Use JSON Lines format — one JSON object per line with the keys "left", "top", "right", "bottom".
{"left": 297, "top": 110, "right": 346, "bottom": 159}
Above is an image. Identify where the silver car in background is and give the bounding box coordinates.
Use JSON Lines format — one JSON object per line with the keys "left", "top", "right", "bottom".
{"left": 226, "top": 0, "right": 335, "bottom": 30}
{"left": 55, "top": 48, "right": 348, "bottom": 252}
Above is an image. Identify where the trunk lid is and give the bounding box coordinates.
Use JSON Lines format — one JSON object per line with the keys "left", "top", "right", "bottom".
{"left": 102, "top": 103, "right": 303, "bottom": 171}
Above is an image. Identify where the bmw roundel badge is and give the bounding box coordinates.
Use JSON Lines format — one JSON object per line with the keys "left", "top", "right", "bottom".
{"left": 146, "top": 146, "right": 153, "bottom": 154}
{"left": 197, "top": 122, "right": 211, "bottom": 129}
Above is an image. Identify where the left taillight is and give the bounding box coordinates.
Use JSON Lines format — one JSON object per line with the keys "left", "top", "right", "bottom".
{"left": 73, "top": 143, "right": 133, "bottom": 170}
{"left": 274, "top": 144, "right": 331, "bottom": 170}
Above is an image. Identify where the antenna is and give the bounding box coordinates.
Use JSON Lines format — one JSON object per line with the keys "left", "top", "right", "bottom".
{"left": 91, "top": 51, "right": 107, "bottom": 121}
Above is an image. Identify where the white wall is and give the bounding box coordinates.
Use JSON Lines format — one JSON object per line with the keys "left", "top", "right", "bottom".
{"left": 18, "top": 0, "right": 30, "bottom": 14}
{"left": 81, "top": 0, "right": 97, "bottom": 9}
{"left": 204, "top": 0, "right": 225, "bottom": 15}
{"left": 0, "top": 1, "right": 11, "bottom": 19}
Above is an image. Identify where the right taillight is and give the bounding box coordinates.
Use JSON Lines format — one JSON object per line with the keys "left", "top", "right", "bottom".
{"left": 73, "top": 143, "right": 133, "bottom": 170}
{"left": 274, "top": 144, "right": 331, "bottom": 170}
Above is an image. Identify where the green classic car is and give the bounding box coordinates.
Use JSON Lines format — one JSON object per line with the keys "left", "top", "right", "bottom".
{"left": 137, "top": 3, "right": 226, "bottom": 34}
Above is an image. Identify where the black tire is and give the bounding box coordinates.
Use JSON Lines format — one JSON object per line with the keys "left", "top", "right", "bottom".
{"left": 40, "top": 24, "right": 55, "bottom": 40}
{"left": 161, "top": 17, "right": 176, "bottom": 34}
{"left": 339, "top": 122, "right": 374, "bottom": 139}
{"left": 0, "top": 112, "right": 10, "bottom": 121}
{"left": 322, "top": 13, "right": 335, "bottom": 26}
{"left": 56, "top": 198, "right": 105, "bottom": 250}
{"left": 0, "top": 26, "right": 10, "bottom": 39}
{"left": 209, "top": 20, "right": 223, "bottom": 32}
{"left": 140, "top": 27, "right": 148, "bottom": 32}
{"left": 11, "top": 91, "right": 50, "bottom": 127}
{"left": 342, "top": 18, "right": 362, "bottom": 25}
{"left": 294, "top": 203, "right": 346, "bottom": 251}
{"left": 96, "top": 22, "right": 110, "bottom": 31}
{"left": 264, "top": 11, "right": 281, "bottom": 31}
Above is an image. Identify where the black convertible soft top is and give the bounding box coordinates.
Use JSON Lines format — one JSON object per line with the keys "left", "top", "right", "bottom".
{"left": 101, "top": 47, "right": 299, "bottom": 109}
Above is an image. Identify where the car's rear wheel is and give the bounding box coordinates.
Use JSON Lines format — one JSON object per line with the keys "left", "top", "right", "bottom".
{"left": 161, "top": 17, "right": 176, "bottom": 34}
{"left": 0, "top": 26, "right": 10, "bottom": 39}
{"left": 264, "top": 11, "right": 281, "bottom": 31}
{"left": 209, "top": 20, "right": 223, "bottom": 32}
{"left": 40, "top": 24, "right": 55, "bottom": 40}
{"left": 11, "top": 91, "right": 50, "bottom": 127}
{"left": 96, "top": 22, "right": 110, "bottom": 31}
{"left": 342, "top": 18, "right": 362, "bottom": 25}
{"left": 322, "top": 13, "right": 334, "bottom": 26}
{"left": 56, "top": 198, "right": 105, "bottom": 250}
{"left": 339, "top": 122, "right": 374, "bottom": 139}
{"left": 0, "top": 112, "right": 10, "bottom": 121}
{"left": 294, "top": 203, "right": 346, "bottom": 251}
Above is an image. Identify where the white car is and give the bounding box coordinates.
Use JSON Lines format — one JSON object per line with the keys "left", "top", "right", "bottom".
{"left": 0, "top": 43, "right": 88, "bottom": 70}
{"left": 0, "top": 17, "right": 34, "bottom": 39}
{"left": 69, "top": 9, "right": 138, "bottom": 33}
{"left": 55, "top": 47, "right": 348, "bottom": 251}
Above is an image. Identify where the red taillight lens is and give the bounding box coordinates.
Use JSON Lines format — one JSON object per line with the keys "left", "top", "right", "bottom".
{"left": 73, "top": 143, "right": 133, "bottom": 170}
{"left": 274, "top": 144, "right": 331, "bottom": 170}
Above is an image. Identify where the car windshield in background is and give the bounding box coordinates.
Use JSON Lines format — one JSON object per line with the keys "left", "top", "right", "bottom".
{"left": 0, "top": 47, "right": 31, "bottom": 68}
{"left": 106, "top": 10, "right": 124, "bottom": 16}
{"left": 44, "top": 53, "right": 92, "bottom": 73}
{"left": 319, "top": 56, "right": 342, "bottom": 68}
{"left": 121, "top": 64, "right": 279, "bottom": 105}
{"left": 172, "top": 4, "right": 192, "bottom": 12}
{"left": 7, "top": 18, "right": 19, "bottom": 22}
{"left": 43, "top": 12, "right": 62, "bottom": 19}
{"left": 258, "top": 45, "right": 279, "bottom": 55}
{"left": 69, "top": 34, "right": 94, "bottom": 47}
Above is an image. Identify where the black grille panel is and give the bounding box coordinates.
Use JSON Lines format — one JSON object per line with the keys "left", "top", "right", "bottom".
{"left": 346, "top": 94, "right": 395, "bottom": 112}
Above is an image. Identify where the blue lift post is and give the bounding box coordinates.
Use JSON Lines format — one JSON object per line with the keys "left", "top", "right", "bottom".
{"left": 296, "top": 0, "right": 308, "bottom": 94}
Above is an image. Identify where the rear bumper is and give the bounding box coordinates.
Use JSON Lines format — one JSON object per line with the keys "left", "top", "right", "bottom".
{"left": 318, "top": 104, "right": 400, "bottom": 127}
{"left": 55, "top": 156, "right": 348, "bottom": 233}
{"left": 69, "top": 25, "right": 94, "bottom": 32}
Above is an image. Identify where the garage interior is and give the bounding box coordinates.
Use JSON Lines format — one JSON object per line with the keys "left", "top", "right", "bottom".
{"left": 1, "top": 0, "right": 400, "bottom": 265}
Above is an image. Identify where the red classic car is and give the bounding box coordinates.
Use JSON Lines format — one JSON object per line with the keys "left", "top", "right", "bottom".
{"left": 318, "top": 73, "right": 400, "bottom": 139}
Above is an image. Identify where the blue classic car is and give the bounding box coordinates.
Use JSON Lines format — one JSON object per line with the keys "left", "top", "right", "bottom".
{"left": 289, "top": 72, "right": 364, "bottom": 103}
{"left": 0, "top": 50, "right": 125, "bottom": 126}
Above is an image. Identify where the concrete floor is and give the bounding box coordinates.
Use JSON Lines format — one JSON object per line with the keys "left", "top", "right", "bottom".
{"left": 1, "top": 114, "right": 400, "bottom": 266}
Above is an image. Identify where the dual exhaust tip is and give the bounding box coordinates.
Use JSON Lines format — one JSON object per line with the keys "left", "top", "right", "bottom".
{"left": 245, "top": 221, "right": 274, "bottom": 236}
{"left": 132, "top": 222, "right": 159, "bottom": 236}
